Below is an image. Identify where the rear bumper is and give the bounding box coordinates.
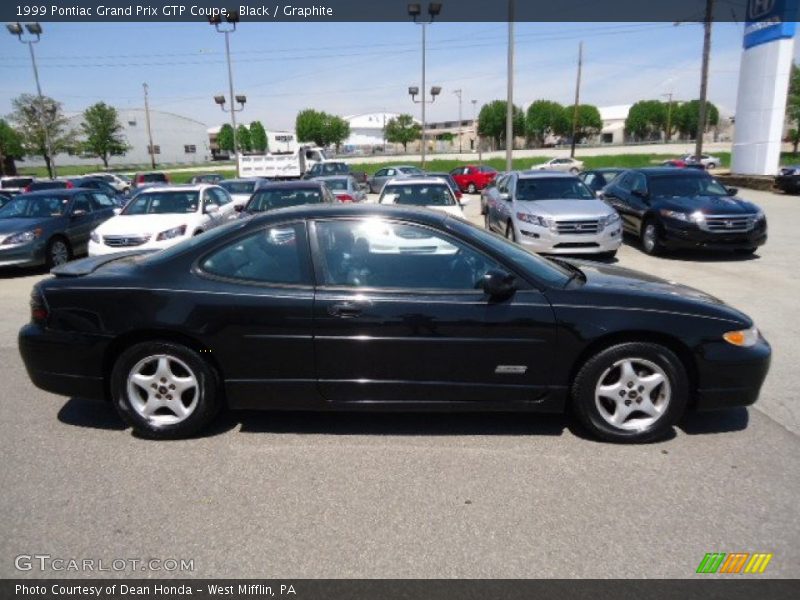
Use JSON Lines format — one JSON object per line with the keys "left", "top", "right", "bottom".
{"left": 694, "top": 337, "right": 771, "bottom": 410}
{"left": 18, "top": 323, "right": 108, "bottom": 401}
{"left": 661, "top": 222, "right": 767, "bottom": 251}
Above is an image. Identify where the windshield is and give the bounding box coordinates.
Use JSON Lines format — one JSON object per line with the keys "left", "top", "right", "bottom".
{"left": 1, "top": 178, "right": 32, "bottom": 188}
{"left": 398, "top": 167, "right": 423, "bottom": 175}
{"left": 382, "top": 183, "right": 455, "bottom": 206}
{"left": 0, "top": 194, "right": 69, "bottom": 218}
{"left": 516, "top": 177, "right": 595, "bottom": 201}
{"left": 247, "top": 188, "right": 323, "bottom": 212}
{"left": 220, "top": 180, "right": 257, "bottom": 195}
{"left": 324, "top": 178, "right": 349, "bottom": 191}
{"left": 140, "top": 173, "right": 167, "bottom": 183}
{"left": 122, "top": 191, "right": 199, "bottom": 215}
{"left": 318, "top": 163, "right": 348, "bottom": 175}
{"left": 448, "top": 218, "right": 571, "bottom": 287}
{"left": 649, "top": 175, "right": 730, "bottom": 198}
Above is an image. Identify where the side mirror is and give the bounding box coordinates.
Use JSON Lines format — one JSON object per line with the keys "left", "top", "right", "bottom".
{"left": 113, "top": 207, "right": 122, "bottom": 215}
{"left": 459, "top": 197, "right": 471, "bottom": 207}
{"left": 71, "top": 209, "right": 87, "bottom": 218}
{"left": 205, "top": 204, "right": 219, "bottom": 214}
{"left": 595, "top": 190, "right": 603, "bottom": 198}
{"left": 499, "top": 192, "right": 511, "bottom": 201}
{"left": 726, "top": 187, "right": 738, "bottom": 196}
{"left": 481, "top": 269, "right": 516, "bottom": 299}
{"left": 234, "top": 204, "right": 244, "bottom": 212}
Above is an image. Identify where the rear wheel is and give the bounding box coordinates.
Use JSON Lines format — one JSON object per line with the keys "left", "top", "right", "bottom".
{"left": 640, "top": 219, "right": 663, "bottom": 256}
{"left": 505, "top": 221, "right": 516, "bottom": 242}
{"left": 467, "top": 183, "right": 477, "bottom": 194}
{"left": 571, "top": 342, "right": 688, "bottom": 443}
{"left": 111, "top": 341, "right": 221, "bottom": 439}
{"left": 570, "top": 167, "right": 579, "bottom": 175}
{"left": 46, "top": 237, "right": 71, "bottom": 268}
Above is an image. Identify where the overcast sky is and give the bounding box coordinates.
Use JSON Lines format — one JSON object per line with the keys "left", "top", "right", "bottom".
{"left": 1, "top": 21, "right": 798, "bottom": 131}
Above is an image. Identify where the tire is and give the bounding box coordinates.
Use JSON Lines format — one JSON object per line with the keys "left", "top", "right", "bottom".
{"left": 505, "top": 221, "right": 516, "bottom": 243}
{"left": 570, "top": 167, "right": 579, "bottom": 175}
{"left": 706, "top": 163, "right": 716, "bottom": 170}
{"left": 484, "top": 211, "right": 491, "bottom": 230}
{"left": 640, "top": 219, "right": 663, "bottom": 256}
{"left": 46, "top": 236, "right": 71, "bottom": 268}
{"left": 467, "top": 183, "right": 477, "bottom": 194}
{"left": 193, "top": 230, "right": 204, "bottom": 236}
{"left": 110, "top": 341, "right": 221, "bottom": 439}
{"left": 571, "top": 342, "right": 688, "bottom": 443}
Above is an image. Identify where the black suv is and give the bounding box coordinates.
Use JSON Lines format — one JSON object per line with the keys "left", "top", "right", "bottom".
{"left": 602, "top": 168, "right": 767, "bottom": 255}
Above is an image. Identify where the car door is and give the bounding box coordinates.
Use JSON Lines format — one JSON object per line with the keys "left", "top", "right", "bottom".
{"left": 209, "top": 187, "right": 237, "bottom": 220}
{"left": 310, "top": 216, "right": 556, "bottom": 404}
{"left": 87, "top": 191, "right": 117, "bottom": 227}
{"left": 603, "top": 172, "right": 638, "bottom": 234}
{"left": 201, "top": 188, "right": 225, "bottom": 229}
{"left": 489, "top": 174, "right": 513, "bottom": 232}
{"left": 625, "top": 172, "right": 651, "bottom": 234}
{"left": 64, "top": 193, "right": 96, "bottom": 253}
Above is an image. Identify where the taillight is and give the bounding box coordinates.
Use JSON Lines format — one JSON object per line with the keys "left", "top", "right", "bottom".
{"left": 65, "top": 181, "right": 74, "bottom": 188}
{"left": 23, "top": 185, "right": 31, "bottom": 193}
{"left": 338, "top": 194, "right": 354, "bottom": 203}
{"left": 30, "top": 287, "right": 48, "bottom": 324}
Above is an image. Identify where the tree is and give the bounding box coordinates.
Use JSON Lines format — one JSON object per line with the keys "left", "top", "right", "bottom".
{"left": 0, "top": 119, "right": 24, "bottom": 176}
{"left": 79, "top": 102, "right": 129, "bottom": 168}
{"left": 217, "top": 124, "right": 234, "bottom": 154}
{"left": 10, "top": 94, "right": 77, "bottom": 178}
{"left": 325, "top": 115, "right": 350, "bottom": 153}
{"left": 384, "top": 114, "right": 421, "bottom": 152}
{"left": 564, "top": 104, "right": 602, "bottom": 143}
{"left": 625, "top": 100, "right": 667, "bottom": 141}
{"left": 236, "top": 124, "right": 252, "bottom": 153}
{"left": 674, "top": 100, "right": 719, "bottom": 140}
{"left": 786, "top": 62, "right": 800, "bottom": 153}
{"left": 526, "top": 100, "right": 568, "bottom": 147}
{"left": 249, "top": 121, "right": 268, "bottom": 153}
{"left": 477, "top": 100, "right": 524, "bottom": 149}
{"left": 295, "top": 109, "right": 328, "bottom": 147}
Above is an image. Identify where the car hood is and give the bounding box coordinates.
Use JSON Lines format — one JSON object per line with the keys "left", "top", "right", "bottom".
{"left": 0, "top": 217, "right": 58, "bottom": 236}
{"left": 658, "top": 195, "right": 760, "bottom": 215}
{"left": 516, "top": 199, "right": 613, "bottom": 219}
{"left": 94, "top": 213, "right": 196, "bottom": 236}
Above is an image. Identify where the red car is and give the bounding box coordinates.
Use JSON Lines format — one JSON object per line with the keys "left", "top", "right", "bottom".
{"left": 449, "top": 165, "right": 498, "bottom": 194}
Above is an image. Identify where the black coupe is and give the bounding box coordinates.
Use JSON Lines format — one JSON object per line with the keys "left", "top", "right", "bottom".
{"left": 19, "top": 204, "right": 770, "bottom": 442}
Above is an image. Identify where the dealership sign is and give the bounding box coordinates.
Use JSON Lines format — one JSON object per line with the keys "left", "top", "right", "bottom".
{"left": 743, "top": 0, "right": 798, "bottom": 49}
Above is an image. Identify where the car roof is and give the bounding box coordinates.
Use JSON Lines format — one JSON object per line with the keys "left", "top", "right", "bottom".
{"left": 384, "top": 177, "right": 449, "bottom": 186}
{"left": 136, "top": 184, "right": 209, "bottom": 193}
{"left": 585, "top": 167, "right": 624, "bottom": 173}
{"left": 314, "top": 175, "right": 351, "bottom": 181}
{"left": 247, "top": 202, "right": 449, "bottom": 226}
{"left": 633, "top": 167, "right": 710, "bottom": 176}
{"left": 255, "top": 180, "right": 325, "bottom": 189}
{"left": 15, "top": 188, "right": 87, "bottom": 197}
{"left": 517, "top": 170, "right": 577, "bottom": 179}
{"left": 220, "top": 178, "right": 260, "bottom": 183}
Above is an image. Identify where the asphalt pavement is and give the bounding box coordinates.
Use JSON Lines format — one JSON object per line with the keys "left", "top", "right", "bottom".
{"left": 0, "top": 187, "right": 797, "bottom": 578}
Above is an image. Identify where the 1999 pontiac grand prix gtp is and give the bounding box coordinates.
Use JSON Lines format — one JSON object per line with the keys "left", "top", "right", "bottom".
{"left": 19, "top": 204, "right": 771, "bottom": 442}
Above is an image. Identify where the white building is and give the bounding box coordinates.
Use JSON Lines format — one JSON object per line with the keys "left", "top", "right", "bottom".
{"left": 598, "top": 104, "right": 632, "bottom": 145}
{"left": 342, "top": 112, "right": 405, "bottom": 150}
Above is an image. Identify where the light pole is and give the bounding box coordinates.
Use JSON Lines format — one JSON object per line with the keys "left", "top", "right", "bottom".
{"left": 506, "top": 0, "right": 515, "bottom": 171}
{"left": 408, "top": 3, "right": 442, "bottom": 168}
{"left": 471, "top": 98, "right": 481, "bottom": 163}
{"left": 453, "top": 89, "right": 462, "bottom": 153}
{"left": 661, "top": 92, "right": 674, "bottom": 142}
{"left": 7, "top": 22, "right": 56, "bottom": 178}
{"left": 209, "top": 10, "right": 243, "bottom": 177}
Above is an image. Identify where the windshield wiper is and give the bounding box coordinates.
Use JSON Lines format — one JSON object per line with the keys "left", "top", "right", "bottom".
{"left": 548, "top": 257, "right": 585, "bottom": 283}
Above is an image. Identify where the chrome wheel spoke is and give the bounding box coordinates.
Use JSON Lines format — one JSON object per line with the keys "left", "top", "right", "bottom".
{"left": 594, "top": 357, "right": 671, "bottom": 432}
{"left": 126, "top": 353, "right": 199, "bottom": 426}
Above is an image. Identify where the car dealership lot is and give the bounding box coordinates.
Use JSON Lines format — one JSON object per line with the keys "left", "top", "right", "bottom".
{"left": 0, "top": 187, "right": 798, "bottom": 578}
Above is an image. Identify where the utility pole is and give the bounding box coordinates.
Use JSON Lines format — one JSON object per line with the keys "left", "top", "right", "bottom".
{"left": 453, "top": 89, "right": 463, "bottom": 153}
{"left": 472, "top": 98, "right": 481, "bottom": 163}
{"left": 662, "top": 92, "right": 674, "bottom": 142}
{"left": 505, "top": 0, "right": 515, "bottom": 172}
{"left": 570, "top": 41, "right": 583, "bottom": 159}
{"left": 695, "top": 0, "right": 714, "bottom": 162}
{"left": 143, "top": 83, "right": 156, "bottom": 169}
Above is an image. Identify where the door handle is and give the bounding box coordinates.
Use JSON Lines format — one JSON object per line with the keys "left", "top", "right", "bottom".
{"left": 328, "top": 302, "right": 365, "bottom": 318}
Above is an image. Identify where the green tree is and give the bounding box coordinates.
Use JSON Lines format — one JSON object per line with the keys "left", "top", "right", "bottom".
{"left": 674, "top": 100, "right": 719, "bottom": 140}
{"left": 236, "top": 124, "right": 252, "bottom": 152}
{"left": 384, "top": 114, "right": 421, "bottom": 152}
{"left": 217, "top": 124, "right": 234, "bottom": 154}
{"left": 477, "top": 100, "right": 524, "bottom": 149}
{"left": 295, "top": 109, "right": 328, "bottom": 147}
{"left": 325, "top": 115, "right": 350, "bottom": 153}
{"left": 625, "top": 100, "right": 668, "bottom": 141}
{"left": 526, "top": 100, "right": 568, "bottom": 147}
{"left": 10, "top": 94, "right": 77, "bottom": 178}
{"left": 0, "top": 119, "right": 24, "bottom": 176}
{"left": 786, "top": 63, "right": 800, "bottom": 153}
{"left": 249, "top": 120, "right": 268, "bottom": 153}
{"left": 564, "top": 104, "right": 602, "bottom": 143}
{"left": 79, "top": 102, "right": 130, "bottom": 168}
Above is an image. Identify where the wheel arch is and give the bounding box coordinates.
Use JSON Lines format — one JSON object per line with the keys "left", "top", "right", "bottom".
{"left": 567, "top": 330, "right": 699, "bottom": 407}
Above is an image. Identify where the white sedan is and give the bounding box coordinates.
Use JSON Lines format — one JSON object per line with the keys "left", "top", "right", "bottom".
{"left": 530, "top": 157, "right": 584, "bottom": 174}
{"left": 378, "top": 177, "right": 467, "bottom": 217}
{"left": 89, "top": 184, "right": 233, "bottom": 256}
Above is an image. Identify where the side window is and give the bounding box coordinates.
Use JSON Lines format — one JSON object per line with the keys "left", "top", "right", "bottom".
{"left": 200, "top": 223, "right": 310, "bottom": 285}
{"left": 71, "top": 194, "right": 93, "bottom": 214}
{"left": 314, "top": 219, "right": 502, "bottom": 291}
{"left": 583, "top": 173, "right": 596, "bottom": 188}
{"left": 203, "top": 190, "right": 219, "bottom": 207}
{"left": 631, "top": 173, "right": 648, "bottom": 194}
{"left": 374, "top": 169, "right": 387, "bottom": 177}
{"left": 617, "top": 173, "right": 633, "bottom": 192}
{"left": 386, "top": 169, "right": 396, "bottom": 177}
{"left": 210, "top": 188, "right": 232, "bottom": 205}
{"left": 90, "top": 192, "right": 115, "bottom": 209}
{"left": 496, "top": 175, "right": 509, "bottom": 193}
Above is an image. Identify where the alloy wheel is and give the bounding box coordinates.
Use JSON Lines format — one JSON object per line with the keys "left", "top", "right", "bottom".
{"left": 126, "top": 354, "right": 199, "bottom": 426}
{"left": 594, "top": 357, "right": 670, "bottom": 431}
{"left": 643, "top": 224, "right": 658, "bottom": 253}
{"left": 49, "top": 240, "right": 69, "bottom": 266}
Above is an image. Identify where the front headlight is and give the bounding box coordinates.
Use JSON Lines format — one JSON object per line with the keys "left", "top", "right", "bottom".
{"left": 2, "top": 228, "right": 42, "bottom": 245}
{"left": 155, "top": 224, "right": 187, "bottom": 241}
{"left": 723, "top": 327, "right": 759, "bottom": 348}
{"left": 90, "top": 230, "right": 100, "bottom": 243}
{"left": 599, "top": 212, "right": 620, "bottom": 229}
{"left": 660, "top": 209, "right": 705, "bottom": 224}
{"left": 517, "top": 212, "right": 553, "bottom": 229}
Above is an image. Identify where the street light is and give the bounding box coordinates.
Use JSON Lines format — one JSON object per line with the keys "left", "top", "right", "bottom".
{"left": 209, "top": 10, "right": 244, "bottom": 176}
{"left": 7, "top": 21, "right": 56, "bottom": 178}
{"left": 408, "top": 2, "right": 442, "bottom": 168}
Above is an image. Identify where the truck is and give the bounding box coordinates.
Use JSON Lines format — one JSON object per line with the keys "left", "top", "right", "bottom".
{"left": 238, "top": 145, "right": 330, "bottom": 180}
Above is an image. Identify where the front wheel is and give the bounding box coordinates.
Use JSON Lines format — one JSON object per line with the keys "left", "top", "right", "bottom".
{"left": 570, "top": 167, "right": 579, "bottom": 175}
{"left": 505, "top": 221, "right": 516, "bottom": 242}
{"left": 111, "top": 341, "right": 221, "bottom": 439}
{"left": 641, "top": 220, "right": 663, "bottom": 256}
{"left": 467, "top": 183, "right": 477, "bottom": 194}
{"left": 571, "top": 342, "right": 688, "bottom": 443}
{"left": 46, "top": 237, "right": 71, "bottom": 268}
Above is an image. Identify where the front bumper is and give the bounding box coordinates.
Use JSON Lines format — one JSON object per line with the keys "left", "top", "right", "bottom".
{"left": 514, "top": 223, "right": 623, "bottom": 255}
{"left": 694, "top": 336, "right": 771, "bottom": 410}
{"left": 661, "top": 221, "right": 767, "bottom": 251}
{"left": 0, "top": 239, "right": 46, "bottom": 267}
{"left": 775, "top": 175, "right": 800, "bottom": 192}
{"left": 88, "top": 236, "right": 182, "bottom": 256}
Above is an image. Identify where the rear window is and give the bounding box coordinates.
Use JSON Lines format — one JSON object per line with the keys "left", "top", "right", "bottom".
{"left": 220, "top": 180, "right": 257, "bottom": 195}
{"left": 140, "top": 173, "right": 168, "bottom": 183}
{"left": 29, "top": 181, "right": 68, "bottom": 191}
{"left": 381, "top": 183, "right": 456, "bottom": 206}
{"left": 123, "top": 191, "right": 200, "bottom": 214}
{"left": 324, "top": 178, "right": 349, "bottom": 191}
{"left": 1, "top": 177, "right": 33, "bottom": 188}
{"left": 247, "top": 187, "right": 323, "bottom": 212}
